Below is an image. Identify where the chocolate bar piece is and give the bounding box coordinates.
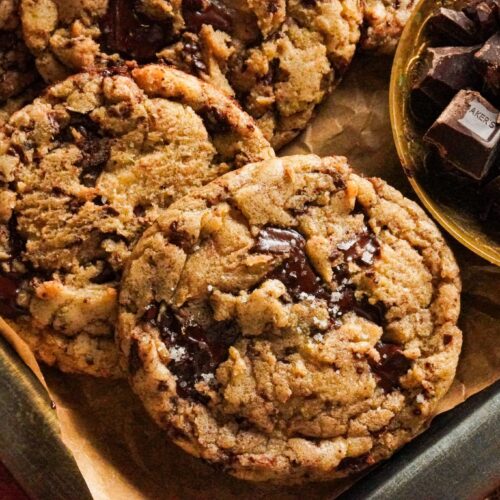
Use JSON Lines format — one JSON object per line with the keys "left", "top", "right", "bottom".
{"left": 426, "top": 8, "right": 478, "bottom": 45}
{"left": 464, "top": 1, "right": 499, "bottom": 40}
{"left": 474, "top": 32, "right": 500, "bottom": 97}
{"left": 424, "top": 89, "right": 500, "bottom": 180}
{"left": 412, "top": 46, "right": 480, "bottom": 108}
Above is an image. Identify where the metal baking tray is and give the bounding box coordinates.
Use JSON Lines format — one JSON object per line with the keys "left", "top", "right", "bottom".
{"left": 0, "top": 332, "right": 498, "bottom": 499}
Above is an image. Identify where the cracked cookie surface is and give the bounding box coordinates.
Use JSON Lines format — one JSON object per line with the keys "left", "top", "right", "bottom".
{"left": 118, "top": 154, "right": 462, "bottom": 483}
{"left": 0, "top": 64, "right": 273, "bottom": 377}
{"left": 20, "top": 0, "right": 363, "bottom": 148}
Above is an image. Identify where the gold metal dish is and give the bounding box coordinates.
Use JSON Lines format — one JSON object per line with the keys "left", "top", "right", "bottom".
{"left": 389, "top": 0, "right": 500, "bottom": 265}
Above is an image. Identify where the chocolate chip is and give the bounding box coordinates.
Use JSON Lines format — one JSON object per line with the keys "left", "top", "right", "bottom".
{"left": 8, "top": 214, "right": 26, "bottom": 258}
{"left": 198, "top": 105, "right": 232, "bottom": 134}
{"left": 58, "top": 114, "right": 110, "bottom": 187}
{"left": 168, "top": 221, "right": 193, "bottom": 251}
{"left": 337, "top": 454, "right": 374, "bottom": 473}
{"left": 90, "top": 262, "right": 119, "bottom": 284}
{"left": 336, "top": 228, "right": 380, "bottom": 266}
{"left": 182, "top": 0, "right": 232, "bottom": 33}
{"left": 128, "top": 339, "right": 142, "bottom": 375}
{"left": 252, "top": 226, "right": 385, "bottom": 327}
{"left": 181, "top": 35, "right": 208, "bottom": 75}
{"left": 369, "top": 342, "right": 412, "bottom": 393}
{"left": 100, "top": 0, "right": 174, "bottom": 61}
{"left": 152, "top": 305, "right": 239, "bottom": 402}
{"left": 0, "top": 274, "right": 25, "bottom": 318}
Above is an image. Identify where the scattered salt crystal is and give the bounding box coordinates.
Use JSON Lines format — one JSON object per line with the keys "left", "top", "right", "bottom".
{"left": 207, "top": 285, "right": 213, "bottom": 292}
{"left": 416, "top": 394, "right": 425, "bottom": 404}
{"left": 169, "top": 346, "right": 187, "bottom": 362}
{"left": 200, "top": 373, "right": 215, "bottom": 384}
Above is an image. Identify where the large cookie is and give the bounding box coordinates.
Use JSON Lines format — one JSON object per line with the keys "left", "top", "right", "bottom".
{"left": 360, "top": 0, "right": 417, "bottom": 53}
{"left": 0, "top": 64, "right": 274, "bottom": 377}
{"left": 118, "top": 154, "right": 462, "bottom": 482}
{"left": 0, "top": 0, "right": 38, "bottom": 102}
{"left": 20, "top": 0, "right": 363, "bottom": 148}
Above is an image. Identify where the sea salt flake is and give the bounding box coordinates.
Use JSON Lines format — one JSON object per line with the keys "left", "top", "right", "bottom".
{"left": 169, "top": 346, "right": 187, "bottom": 362}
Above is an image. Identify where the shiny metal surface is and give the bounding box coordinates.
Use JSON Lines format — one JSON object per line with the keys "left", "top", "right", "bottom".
{"left": 0, "top": 337, "right": 92, "bottom": 500}
{"left": 339, "top": 382, "right": 500, "bottom": 500}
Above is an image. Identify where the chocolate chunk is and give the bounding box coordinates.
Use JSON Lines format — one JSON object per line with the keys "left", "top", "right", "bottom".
{"left": 337, "top": 454, "right": 375, "bottom": 473}
{"left": 426, "top": 8, "right": 478, "bottom": 45}
{"left": 252, "top": 227, "right": 385, "bottom": 326}
{"left": 198, "top": 105, "right": 232, "bottom": 134}
{"left": 253, "top": 227, "right": 330, "bottom": 302}
{"left": 180, "top": 34, "right": 207, "bottom": 75}
{"left": 182, "top": 0, "right": 232, "bottom": 33}
{"left": 168, "top": 221, "right": 193, "bottom": 251}
{"left": 128, "top": 339, "right": 142, "bottom": 376}
{"left": 474, "top": 33, "right": 500, "bottom": 98}
{"left": 154, "top": 306, "right": 239, "bottom": 402}
{"left": 424, "top": 90, "right": 500, "bottom": 180}
{"left": 90, "top": 262, "right": 119, "bottom": 284}
{"left": 58, "top": 114, "right": 110, "bottom": 186}
{"left": 464, "top": 1, "right": 499, "bottom": 40}
{"left": 100, "top": 0, "right": 174, "bottom": 61}
{"left": 411, "top": 46, "right": 480, "bottom": 121}
{"left": 369, "top": 342, "right": 412, "bottom": 393}
{"left": 0, "top": 274, "right": 25, "bottom": 318}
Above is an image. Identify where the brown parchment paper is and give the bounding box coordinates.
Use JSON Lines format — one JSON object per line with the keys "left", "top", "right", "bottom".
{"left": 1, "top": 54, "right": 499, "bottom": 500}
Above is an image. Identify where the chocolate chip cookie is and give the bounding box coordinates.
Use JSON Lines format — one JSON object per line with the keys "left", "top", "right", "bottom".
{"left": 360, "top": 0, "right": 417, "bottom": 53}
{"left": 0, "top": 64, "right": 274, "bottom": 377}
{"left": 0, "top": 0, "right": 38, "bottom": 103}
{"left": 118, "top": 154, "right": 462, "bottom": 482}
{"left": 20, "top": 0, "right": 363, "bottom": 148}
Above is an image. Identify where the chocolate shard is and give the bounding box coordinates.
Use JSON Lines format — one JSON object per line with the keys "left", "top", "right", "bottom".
{"left": 411, "top": 46, "right": 481, "bottom": 124}
{"left": 474, "top": 32, "right": 500, "bottom": 98}
{"left": 426, "top": 7, "right": 479, "bottom": 45}
{"left": 100, "top": 0, "right": 174, "bottom": 61}
{"left": 424, "top": 89, "right": 500, "bottom": 180}
{"left": 463, "top": 0, "right": 499, "bottom": 40}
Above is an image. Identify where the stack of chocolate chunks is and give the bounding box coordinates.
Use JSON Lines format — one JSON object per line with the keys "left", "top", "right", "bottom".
{"left": 411, "top": 0, "right": 500, "bottom": 221}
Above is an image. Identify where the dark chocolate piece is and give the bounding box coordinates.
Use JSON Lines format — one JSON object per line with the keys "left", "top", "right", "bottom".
{"left": 411, "top": 46, "right": 480, "bottom": 116}
{"left": 252, "top": 226, "right": 384, "bottom": 325}
{"left": 426, "top": 7, "right": 479, "bottom": 45}
{"left": 464, "top": 0, "right": 499, "bottom": 40}
{"left": 0, "top": 274, "right": 24, "bottom": 318}
{"left": 368, "top": 342, "right": 412, "bottom": 393}
{"left": 424, "top": 89, "right": 500, "bottom": 180}
{"left": 100, "top": 0, "right": 174, "bottom": 61}
{"left": 182, "top": 0, "right": 232, "bottom": 33}
{"left": 474, "top": 32, "right": 500, "bottom": 97}
{"left": 156, "top": 308, "right": 239, "bottom": 402}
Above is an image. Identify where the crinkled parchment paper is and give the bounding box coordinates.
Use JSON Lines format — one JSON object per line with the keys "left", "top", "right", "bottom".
{"left": 1, "top": 54, "right": 499, "bottom": 499}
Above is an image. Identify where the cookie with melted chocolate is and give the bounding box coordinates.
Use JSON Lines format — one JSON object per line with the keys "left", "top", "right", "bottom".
{"left": 0, "top": 64, "right": 273, "bottom": 378}
{"left": 19, "top": 0, "right": 363, "bottom": 149}
{"left": 118, "top": 154, "right": 462, "bottom": 483}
